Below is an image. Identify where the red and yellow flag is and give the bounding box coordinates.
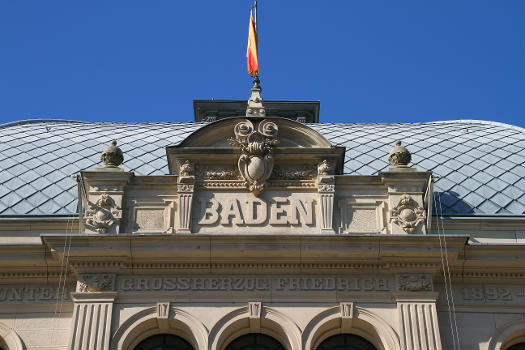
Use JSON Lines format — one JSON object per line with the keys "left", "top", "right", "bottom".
{"left": 246, "top": 10, "right": 259, "bottom": 77}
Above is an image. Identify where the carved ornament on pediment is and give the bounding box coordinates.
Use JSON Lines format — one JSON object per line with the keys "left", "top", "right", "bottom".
{"left": 196, "top": 165, "right": 241, "bottom": 180}
{"left": 318, "top": 159, "right": 334, "bottom": 175}
{"left": 77, "top": 274, "right": 116, "bottom": 292}
{"left": 398, "top": 274, "right": 433, "bottom": 292}
{"left": 391, "top": 194, "right": 426, "bottom": 233}
{"left": 228, "top": 119, "right": 279, "bottom": 196}
{"left": 177, "top": 184, "right": 195, "bottom": 193}
{"left": 271, "top": 165, "right": 317, "bottom": 180}
{"left": 179, "top": 160, "right": 194, "bottom": 176}
{"left": 317, "top": 176, "right": 335, "bottom": 193}
{"left": 85, "top": 194, "right": 121, "bottom": 233}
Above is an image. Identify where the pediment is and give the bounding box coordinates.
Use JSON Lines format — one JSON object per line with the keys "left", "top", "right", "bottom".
{"left": 166, "top": 117, "right": 345, "bottom": 176}
{"left": 177, "top": 117, "right": 332, "bottom": 148}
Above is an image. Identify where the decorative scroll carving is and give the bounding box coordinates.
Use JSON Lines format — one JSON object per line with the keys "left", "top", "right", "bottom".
{"left": 77, "top": 274, "right": 115, "bottom": 292}
{"left": 391, "top": 194, "right": 426, "bottom": 233}
{"left": 85, "top": 194, "right": 121, "bottom": 233}
{"left": 398, "top": 274, "right": 433, "bottom": 292}
{"left": 229, "top": 119, "right": 279, "bottom": 196}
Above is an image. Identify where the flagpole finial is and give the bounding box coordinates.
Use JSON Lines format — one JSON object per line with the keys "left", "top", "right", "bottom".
{"left": 246, "top": 75, "right": 265, "bottom": 117}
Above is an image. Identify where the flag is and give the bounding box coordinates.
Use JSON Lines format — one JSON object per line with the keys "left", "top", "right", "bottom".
{"left": 246, "top": 10, "right": 259, "bottom": 77}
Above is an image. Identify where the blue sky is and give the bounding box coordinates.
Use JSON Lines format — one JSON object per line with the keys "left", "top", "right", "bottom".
{"left": 0, "top": 1, "right": 523, "bottom": 127}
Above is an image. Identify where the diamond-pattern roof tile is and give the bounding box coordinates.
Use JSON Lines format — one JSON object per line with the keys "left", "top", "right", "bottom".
{"left": 0, "top": 119, "right": 523, "bottom": 216}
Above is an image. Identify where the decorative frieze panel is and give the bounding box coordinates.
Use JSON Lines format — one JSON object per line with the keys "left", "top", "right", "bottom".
{"left": 338, "top": 200, "right": 387, "bottom": 234}
{"left": 397, "top": 274, "right": 433, "bottom": 292}
{"left": 77, "top": 274, "right": 116, "bottom": 293}
{"left": 128, "top": 200, "right": 174, "bottom": 233}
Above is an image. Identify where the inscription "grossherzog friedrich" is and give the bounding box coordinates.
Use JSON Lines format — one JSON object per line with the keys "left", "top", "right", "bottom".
{"left": 119, "top": 276, "right": 391, "bottom": 293}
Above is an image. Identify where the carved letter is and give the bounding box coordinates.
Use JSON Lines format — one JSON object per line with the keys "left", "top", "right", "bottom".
{"left": 269, "top": 197, "right": 289, "bottom": 224}
{"left": 198, "top": 199, "right": 220, "bottom": 225}
{"left": 289, "top": 199, "right": 313, "bottom": 225}
{"left": 221, "top": 199, "right": 244, "bottom": 225}
{"left": 244, "top": 198, "right": 267, "bottom": 225}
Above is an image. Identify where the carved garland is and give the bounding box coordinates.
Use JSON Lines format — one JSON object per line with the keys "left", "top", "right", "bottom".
{"left": 391, "top": 194, "right": 426, "bottom": 233}
{"left": 85, "top": 194, "right": 121, "bottom": 233}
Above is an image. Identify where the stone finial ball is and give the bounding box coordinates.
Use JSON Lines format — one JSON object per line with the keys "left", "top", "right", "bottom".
{"left": 388, "top": 140, "right": 411, "bottom": 167}
{"left": 101, "top": 140, "right": 124, "bottom": 167}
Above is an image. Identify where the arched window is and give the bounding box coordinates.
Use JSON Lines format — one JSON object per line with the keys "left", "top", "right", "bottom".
{"left": 316, "top": 334, "right": 377, "bottom": 350}
{"left": 506, "top": 343, "right": 525, "bottom": 350}
{"left": 225, "top": 333, "right": 285, "bottom": 350}
{"left": 134, "top": 333, "right": 194, "bottom": 350}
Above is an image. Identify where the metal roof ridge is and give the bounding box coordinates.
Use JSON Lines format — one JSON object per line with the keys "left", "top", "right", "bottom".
{"left": 0, "top": 118, "right": 523, "bottom": 131}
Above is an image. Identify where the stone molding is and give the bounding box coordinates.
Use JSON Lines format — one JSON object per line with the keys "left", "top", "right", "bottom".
{"left": 0, "top": 321, "right": 24, "bottom": 350}
{"left": 111, "top": 306, "right": 208, "bottom": 350}
{"left": 302, "top": 305, "right": 401, "bottom": 350}
{"left": 209, "top": 304, "right": 301, "bottom": 350}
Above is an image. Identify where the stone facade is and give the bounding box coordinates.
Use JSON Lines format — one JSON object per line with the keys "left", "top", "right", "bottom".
{"left": 0, "top": 117, "right": 523, "bottom": 350}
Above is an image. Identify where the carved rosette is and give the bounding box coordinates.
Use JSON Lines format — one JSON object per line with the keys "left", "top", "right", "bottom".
{"left": 391, "top": 194, "right": 426, "bottom": 233}
{"left": 229, "top": 119, "right": 279, "bottom": 196}
{"left": 76, "top": 274, "right": 116, "bottom": 293}
{"left": 397, "top": 274, "right": 433, "bottom": 292}
{"left": 85, "top": 194, "right": 121, "bottom": 233}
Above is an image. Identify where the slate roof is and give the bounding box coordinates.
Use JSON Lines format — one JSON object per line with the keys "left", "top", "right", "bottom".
{"left": 0, "top": 119, "right": 524, "bottom": 216}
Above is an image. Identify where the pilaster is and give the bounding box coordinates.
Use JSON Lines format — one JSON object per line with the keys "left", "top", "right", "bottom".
{"left": 393, "top": 273, "right": 442, "bottom": 350}
{"left": 177, "top": 161, "right": 195, "bottom": 233}
{"left": 317, "top": 175, "right": 335, "bottom": 233}
{"left": 68, "top": 274, "right": 117, "bottom": 350}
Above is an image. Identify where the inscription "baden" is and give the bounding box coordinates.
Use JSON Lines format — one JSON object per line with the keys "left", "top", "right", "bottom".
{"left": 198, "top": 198, "right": 315, "bottom": 226}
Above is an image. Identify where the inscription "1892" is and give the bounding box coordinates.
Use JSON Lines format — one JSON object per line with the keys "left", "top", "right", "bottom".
{"left": 461, "top": 286, "right": 513, "bottom": 301}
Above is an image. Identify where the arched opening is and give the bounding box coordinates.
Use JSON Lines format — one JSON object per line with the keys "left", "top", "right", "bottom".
{"left": 134, "top": 333, "right": 194, "bottom": 350}
{"left": 225, "top": 333, "right": 286, "bottom": 350}
{"left": 506, "top": 342, "right": 525, "bottom": 350}
{"left": 316, "top": 334, "right": 377, "bottom": 350}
